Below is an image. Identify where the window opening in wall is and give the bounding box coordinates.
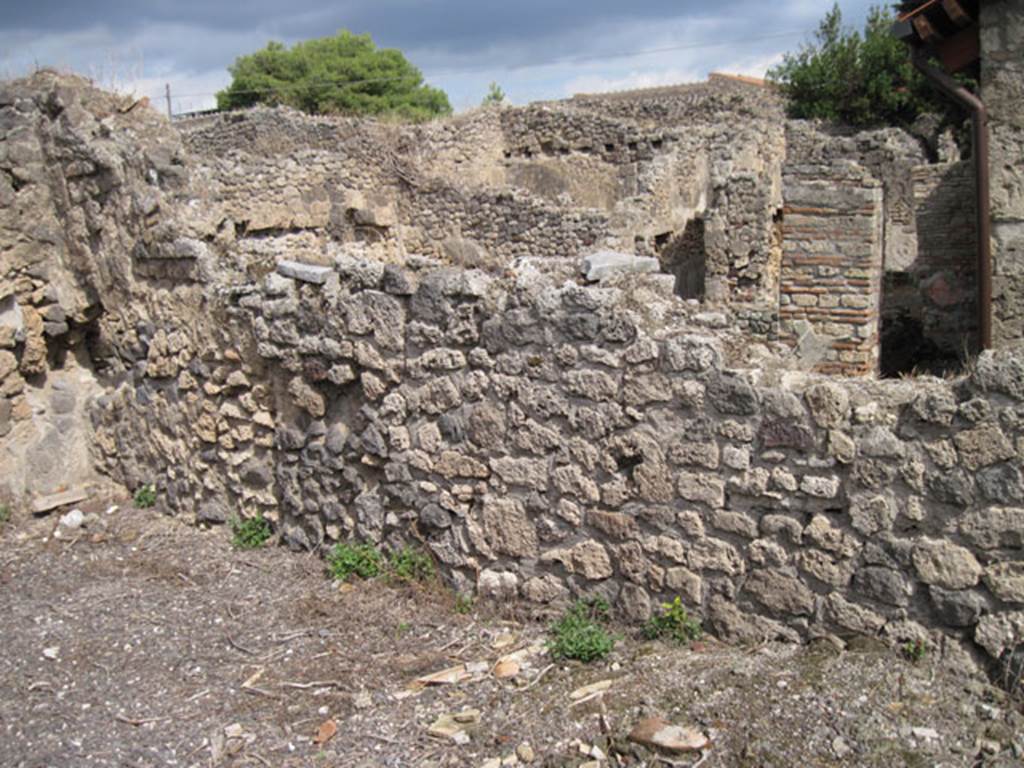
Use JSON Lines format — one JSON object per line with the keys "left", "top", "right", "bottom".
{"left": 657, "top": 218, "right": 707, "bottom": 300}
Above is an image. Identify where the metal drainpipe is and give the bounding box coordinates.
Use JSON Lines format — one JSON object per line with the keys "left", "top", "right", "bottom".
{"left": 912, "top": 50, "right": 993, "bottom": 350}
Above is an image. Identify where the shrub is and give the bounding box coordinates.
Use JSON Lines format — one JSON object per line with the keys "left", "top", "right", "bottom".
{"left": 643, "top": 597, "right": 703, "bottom": 645}
{"left": 548, "top": 599, "right": 616, "bottom": 663}
{"left": 327, "top": 541, "right": 383, "bottom": 581}
{"left": 230, "top": 515, "right": 272, "bottom": 550}
{"left": 388, "top": 546, "right": 435, "bottom": 584}
{"left": 133, "top": 484, "right": 157, "bottom": 508}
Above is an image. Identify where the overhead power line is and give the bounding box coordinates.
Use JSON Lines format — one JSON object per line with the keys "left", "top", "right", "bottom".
{"left": 156, "top": 28, "right": 809, "bottom": 102}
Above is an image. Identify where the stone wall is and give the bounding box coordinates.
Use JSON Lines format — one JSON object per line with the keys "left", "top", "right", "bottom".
{"left": 982, "top": 0, "right": 1024, "bottom": 346}
{"left": 4, "top": 73, "right": 1024, "bottom": 678}
{"left": 92, "top": 249, "right": 1024, "bottom": 674}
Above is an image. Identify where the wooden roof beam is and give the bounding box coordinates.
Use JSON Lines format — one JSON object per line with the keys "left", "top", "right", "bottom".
{"left": 942, "top": 0, "right": 973, "bottom": 27}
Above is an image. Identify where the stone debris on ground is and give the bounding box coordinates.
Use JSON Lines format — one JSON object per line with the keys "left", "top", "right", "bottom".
{"left": 628, "top": 717, "right": 710, "bottom": 754}
{"left": 0, "top": 502, "right": 1023, "bottom": 767}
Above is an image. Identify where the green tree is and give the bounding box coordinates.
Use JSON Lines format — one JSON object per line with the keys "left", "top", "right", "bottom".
{"left": 481, "top": 81, "right": 505, "bottom": 107}
{"left": 216, "top": 30, "right": 451, "bottom": 121}
{"left": 768, "top": 4, "right": 948, "bottom": 128}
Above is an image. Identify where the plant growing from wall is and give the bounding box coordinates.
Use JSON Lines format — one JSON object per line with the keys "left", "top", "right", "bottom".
{"left": 217, "top": 30, "right": 451, "bottom": 121}
{"left": 133, "top": 484, "right": 157, "bottom": 508}
{"left": 767, "top": 3, "right": 959, "bottom": 128}
{"left": 902, "top": 639, "right": 928, "bottom": 664}
{"left": 481, "top": 82, "right": 505, "bottom": 107}
{"left": 230, "top": 515, "right": 273, "bottom": 550}
{"left": 642, "top": 597, "right": 703, "bottom": 645}
{"left": 0, "top": 504, "right": 10, "bottom": 529}
{"left": 547, "top": 599, "right": 617, "bottom": 662}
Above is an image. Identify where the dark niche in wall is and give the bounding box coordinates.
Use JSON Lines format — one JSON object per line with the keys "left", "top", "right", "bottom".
{"left": 879, "top": 271, "right": 972, "bottom": 378}
{"left": 657, "top": 218, "right": 706, "bottom": 300}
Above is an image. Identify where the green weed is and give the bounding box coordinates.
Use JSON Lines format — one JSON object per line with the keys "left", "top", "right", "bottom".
{"left": 547, "top": 599, "right": 616, "bottom": 663}
{"left": 388, "top": 546, "right": 435, "bottom": 584}
{"left": 327, "top": 541, "right": 383, "bottom": 581}
{"left": 642, "top": 597, "right": 703, "bottom": 645}
{"left": 902, "top": 639, "right": 928, "bottom": 664}
{"left": 230, "top": 515, "right": 272, "bottom": 550}
{"left": 0, "top": 504, "right": 10, "bottom": 528}
{"left": 133, "top": 484, "right": 157, "bottom": 508}
{"left": 454, "top": 594, "right": 475, "bottom": 615}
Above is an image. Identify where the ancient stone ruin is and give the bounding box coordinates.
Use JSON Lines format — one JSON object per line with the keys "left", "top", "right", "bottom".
{"left": 1, "top": 10, "right": 1022, "bottom": 685}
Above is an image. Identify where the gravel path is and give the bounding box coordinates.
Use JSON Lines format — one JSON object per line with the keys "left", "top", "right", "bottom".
{"left": 1, "top": 499, "right": 1021, "bottom": 767}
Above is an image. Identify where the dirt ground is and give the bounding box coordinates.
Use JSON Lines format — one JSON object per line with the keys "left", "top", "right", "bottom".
{"left": 1, "top": 498, "right": 1022, "bottom": 768}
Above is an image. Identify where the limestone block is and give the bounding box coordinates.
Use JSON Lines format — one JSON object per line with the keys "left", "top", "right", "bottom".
{"left": 288, "top": 376, "right": 325, "bottom": 418}
{"left": 804, "top": 381, "right": 849, "bottom": 428}
{"left": 552, "top": 464, "right": 600, "bottom": 503}
{"left": 435, "top": 450, "right": 489, "bottom": 479}
{"left": 959, "top": 507, "right": 1024, "bottom": 550}
{"left": 479, "top": 496, "right": 537, "bottom": 557}
{"left": 664, "top": 567, "right": 703, "bottom": 606}
{"left": 804, "top": 515, "right": 859, "bottom": 559}
{"left": 581, "top": 250, "right": 659, "bottom": 282}
{"left": 953, "top": 424, "right": 1016, "bottom": 471}
{"left": 677, "top": 472, "right": 725, "bottom": 509}
{"left": 688, "top": 538, "right": 744, "bottom": 576}
{"left": 542, "top": 540, "right": 613, "bottom": 580}
{"left": 489, "top": 456, "right": 549, "bottom": 491}
{"left": 668, "top": 439, "right": 719, "bottom": 469}
{"left": 848, "top": 492, "right": 896, "bottom": 536}
{"left": 744, "top": 568, "right": 815, "bottom": 617}
{"left": 588, "top": 510, "right": 638, "bottom": 539}
{"left": 912, "top": 539, "right": 983, "bottom": 590}
{"left": 521, "top": 574, "right": 568, "bottom": 603}
{"left": 800, "top": 475, "right": 840, "bottom": 499}
{"left": 565, "top": 369, "right": 619, "bottom": 401}
{"left": 984, "top": 562, "right": 1024, "bottom": 604}
{"left": 477, "top": 569, "right": 519, "bottom": 600}
{"left": 824, "top": 593, "right": 885, "bottom": 635}
{"left": 797, "top": 550, "right": 851, "bottom": 589}
{"left": 974, "top": 611, "right": 1024, "bottom": 659}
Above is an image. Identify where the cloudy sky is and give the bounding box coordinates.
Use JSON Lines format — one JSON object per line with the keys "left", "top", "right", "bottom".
{"left": 2, "top": 1, "right": 884, "bottom": 114}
